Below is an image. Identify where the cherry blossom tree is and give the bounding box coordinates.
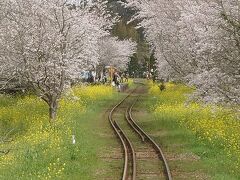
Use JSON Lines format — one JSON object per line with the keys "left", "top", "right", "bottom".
{"left": 98, "top": 36, "right": 137, "bottom": 70}
{"left": 177, "top": 0, "right": 240, "bottom": 104}
{"left": 0, "top": 0, "right": 114, "bottom": 121}
{"left": 125, "top": 0, "right": 240, "bottom": 104}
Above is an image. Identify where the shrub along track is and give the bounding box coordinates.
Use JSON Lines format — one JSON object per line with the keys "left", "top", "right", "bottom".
{"left": 108, "top": 84, "right": 172, "bottom": 180}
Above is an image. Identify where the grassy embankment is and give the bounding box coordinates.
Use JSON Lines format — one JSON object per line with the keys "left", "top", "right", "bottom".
{"left": 134, "top": 82, "right": 240, "bottom": 179}
{"left": 0, "top": 83, "right": 130, "bottom": 180}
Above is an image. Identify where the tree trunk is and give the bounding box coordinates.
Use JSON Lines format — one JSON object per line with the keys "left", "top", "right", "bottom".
{"left": 49, "top": 100, "right": 58, "bottom": 123}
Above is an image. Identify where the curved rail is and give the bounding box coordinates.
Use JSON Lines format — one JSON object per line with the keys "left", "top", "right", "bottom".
{"left": 108, "top": 82, "right": 172, "bottom": 180}
{"left": 108, "top": 90, "right": 137, "bottom": 180}
{"left": 127, "top": 97, "right": 173, "bottom": 180}
{"left": 125, "top": 108, "right": 145, "bottom": 142}
{"left": 113, "top": 121, "right": 136, "bottom": 180}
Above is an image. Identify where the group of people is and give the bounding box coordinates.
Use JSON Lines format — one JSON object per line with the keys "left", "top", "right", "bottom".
{"left": 112, "top": 72, "right": 129, "bottom": 87}
{"left": 84, "top": 70, "right": 129, "bottom": 89}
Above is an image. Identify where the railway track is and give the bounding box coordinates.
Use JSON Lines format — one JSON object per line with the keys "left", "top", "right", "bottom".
{"left": 108, "top": 85, "right": 172, "bottom": 180}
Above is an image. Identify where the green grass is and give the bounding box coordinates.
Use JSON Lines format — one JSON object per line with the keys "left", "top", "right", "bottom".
{"left": 0, "top": 86, "right": 126, "bottom": 180}
{"left": 2, "top": 81, "right": 238, "bottom": 179}
{"left": 133, "top": 83, "right": 240, "bottom": 180}
{"left": 61, "top": 94, "right": 126, "bottom": 180}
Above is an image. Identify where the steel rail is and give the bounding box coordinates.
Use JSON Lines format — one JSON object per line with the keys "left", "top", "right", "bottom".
{"left": 108, "top": 95, "right": 130, "bottom": 180}
{"left": 108, "top": 89, "right": 138, "bottom": 180}
{"left": 125, "top": 107, "right": 145, "bottom": 142}
{"left": 108, "top": 82, "right": 172, "bottom": 180}
{"left": 113, "top": 121, "right": 136, "bottom": 180}
{"left": 127, "top": 97, "right": 173, "bottom": 180}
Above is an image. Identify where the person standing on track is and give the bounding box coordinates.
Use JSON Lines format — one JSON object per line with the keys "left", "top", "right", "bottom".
{"left": 120, "top": 72, "right": 124, "bottom": 83}
{"left": 125, "top": 73, "right": 129, "bottom": 82}
{"left": 113, "top": 72, "right": 120, "bottom": 90}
